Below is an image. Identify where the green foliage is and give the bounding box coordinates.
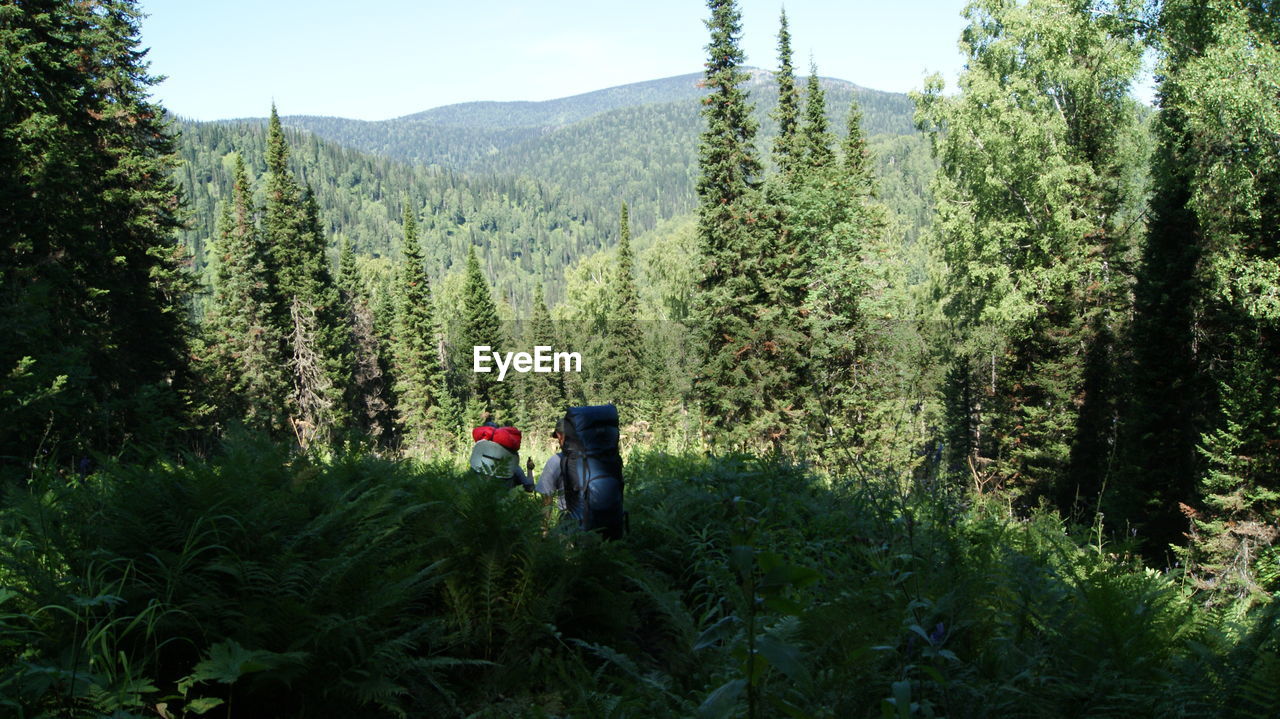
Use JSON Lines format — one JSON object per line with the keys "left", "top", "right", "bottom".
{"left": 281, "top": 72, "right": 920, "bottom": 247}
{"left": 693, "top": 0, "right": 810, "bottom": 453}
{"left": 597, "top": 204, "right": 648, "bottom": 410}
{"left": 771, "top": 10, "right": 801, "bottom": 177}
{"left": 262, "top": 107, "right": 354, "bottom": 445}
{"left": 461, "top": 246, "right": 509, "bottom": 421}
{"left": 915, "top": 0, "right": 1147, "bottom": 507}
{"left": 172, "top": 117, "right": 614, "bottom": 314}
{"left": 392, "top": 204, "right": 455, "bottom": 452}
{"left": 799, "top": 65, "right": 835, "bottom": 172}
{"left": 201, "top": 154, "right": 290, "bottom": 435}
{"left": 0, "top": 0, "right": 193, "bottom": 468}
{"left": 3, "top": 439, "right": 1275, "bottom": 717}
{"left": 1126, "top": 0, "right": 1280, "bottom": 594}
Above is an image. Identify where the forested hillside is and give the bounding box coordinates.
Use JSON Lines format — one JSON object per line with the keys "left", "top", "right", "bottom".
{"left": 3, "top": 0, "right": 1277, "bottom": 717}
{"left": 283, "top": 71, "right": 917, "bottom": 238}
{"left": 173, "top": 91, "right": 934, "bottom": 309}
{"left": 173, "top": 119, "right": 611, "bottom": 309}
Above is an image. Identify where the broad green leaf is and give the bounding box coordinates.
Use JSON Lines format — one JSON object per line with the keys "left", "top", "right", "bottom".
{"left": 756, "top": 633, "right": 809, "bottom": 683}
{"left": 697, "top": 678, "right": 746, "bottom": 719}
{"left": 694, "top": 615, "right": 742, "bottom": 651}
{"left": 186, "top": 697, "right": 226, "bottom": 715}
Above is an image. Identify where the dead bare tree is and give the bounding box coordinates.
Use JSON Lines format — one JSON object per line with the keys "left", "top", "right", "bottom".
{"left": 289, "top": 298, "right": 334, "bottom": 448}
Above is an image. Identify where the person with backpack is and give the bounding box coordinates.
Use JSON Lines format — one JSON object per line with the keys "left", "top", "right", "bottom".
{"left": 469, "top": 420, "right": 533, "bottom": 491}
{"left": 535, "top": 418, "right": 579, "bottom": 519}
{"left": 536, "top": 405, "right": 627, "bottom": 539}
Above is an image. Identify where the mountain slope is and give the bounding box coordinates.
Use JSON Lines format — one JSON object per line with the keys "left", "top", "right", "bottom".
{"left": 279, "top": 70, "right": 919, "bottom": 234}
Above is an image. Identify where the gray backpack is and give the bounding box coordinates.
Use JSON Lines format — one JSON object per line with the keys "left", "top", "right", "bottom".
{"left": 469, "top": 439, "right": 516, "bottom": 480}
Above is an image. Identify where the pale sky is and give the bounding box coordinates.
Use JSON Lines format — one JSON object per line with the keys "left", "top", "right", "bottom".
{"left": 137, "top": 0, "right": 975, "bottom": 121}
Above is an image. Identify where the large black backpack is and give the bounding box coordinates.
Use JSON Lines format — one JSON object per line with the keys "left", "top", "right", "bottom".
{"left": 561, "top": 404, "right": 626, "bottom": 540}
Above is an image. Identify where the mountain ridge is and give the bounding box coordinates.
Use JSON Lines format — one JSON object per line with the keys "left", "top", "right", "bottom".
{"left": 225, "top": 68, "right": 883, "bottom": 129}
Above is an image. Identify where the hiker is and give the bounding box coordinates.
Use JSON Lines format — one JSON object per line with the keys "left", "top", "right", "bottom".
{"left": 536, "top": 406, "right": 627, "bottom": 539}
{"left": 469, "top": 421, "right": 533, "bottom": 492}
{"left": 535, "top": 418, "right": 579, "bottom": 520}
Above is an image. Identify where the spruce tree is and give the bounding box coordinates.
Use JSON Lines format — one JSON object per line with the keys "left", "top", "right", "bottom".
{"left": 694, "top": 0, "right": 814, "bottom": 453}
{"left": 204, "top": 155, "right": 288, "bottom": 432}
{"left": 1, "top": 0, "right": 192, "bottom": 466}
{"left": 693, "top": 0, "right": 767, "bottom": 450}
{"left": 460, "top": 246, "right": 507, "bottom": 421}
{"left": 261, "top": 106, "right": 352, "bottom": 443}
{"left": 771, "top": 10, "right": 801, "bottom": 176}
{"left": 798, "top": 92, "right": 904, "bottom": 469}
{"left": 524, "top": 285, "right": 564, "bottom": 427}
{"left": 799, "top": 63, "right": 835, "bottom": 170}
{"left": 264, "top": 106, "right": 310, "bottom": 317}
{"left": 338, "top": 237, "right": 360, "bottom": 300}
{"left": 600, "top": 203, "right": 646, "bottom": 411}
{"left": 302, "top": 187, "right": 354, "bottom": 433}
{"left": 1123, "top": 0, "right": 1280, "bottom": 578}
{"left": 336, "top": 237, "right": 394, "bottom": 442}
{"left": 393, "top": 205, "right": 454, "bottom": 449}
{"left": 842, "top": 98, "right": 872, "bottom": 186}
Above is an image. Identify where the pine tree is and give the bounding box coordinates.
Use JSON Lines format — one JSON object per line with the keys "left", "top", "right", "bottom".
{"left": 392, "top": 205, "right": 454, "bottom": 449}
{"left": 1, "top": 0, "right": 192, "bottom": 466}
{"left": 771, "top": 10, "right": 801, "bottom": 176}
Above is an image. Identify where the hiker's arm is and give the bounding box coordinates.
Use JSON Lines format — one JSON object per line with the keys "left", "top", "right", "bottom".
{"left": 514, "top": 463, "right": 534, "bottom": 492}
{"left": 535, "top": 454, "right": 562, "bottom": 499}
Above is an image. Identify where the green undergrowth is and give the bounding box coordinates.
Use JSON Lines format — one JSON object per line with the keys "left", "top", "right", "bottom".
{"left": 1, "top": 442, "right": 1276, "bottom": 718}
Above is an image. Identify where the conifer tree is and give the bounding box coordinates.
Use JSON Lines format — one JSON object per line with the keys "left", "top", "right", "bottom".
{"left": 460, "top": 246, "right": 508, "bottom": 420}
{"left": 204, "top": 155, "right": 288, "bottom": 432}
{"left": 393, "top": 205, "right": 454, "bottom": 449}
{"left": 336, "top": 237, "right": 394, "bottom": 442}
{"left": 1, "top": 0, "right": 192, "bottom": 465}
{"left": 842, "top": 99, "right": 872, "bottom": 186}
{"left": 692, "top": 0, "right": 771, "bottom": 450}
{"left": 771, "top": 10, "right": 801, "bottom": 176}
{"left": 338, "top": 237, "right": 360, "bottom": 300}
{"left": 600, "top": 203, "right": 646, "bottom": 411}
{"left": 694, "top": 0, "right": 813, "bottom": 453}
{"left": 302, "top": 188, "right": 354, "bottom": 431}
{"left": 264, "top": 106, "right": 311, "bottom": 317}
{"left": 799, "top": 63, "right": 835, "bottom": 170}
{"left": 1122, "top": 0, "right": 1280, "bottom": 577}
{"left": 799, "top": 93, "right": 903, "bottom": 468}
{"left": 524, "top": 285, "right": 564, "bottom": 426}
{"left": 261, "top": 106, "right": 352, "bottom": 443}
